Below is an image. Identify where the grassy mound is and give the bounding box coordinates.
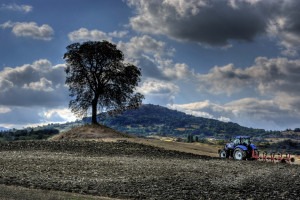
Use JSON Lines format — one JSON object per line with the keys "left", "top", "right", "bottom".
{"left": 51, "top": 124, "right": 135, "bottom": 140}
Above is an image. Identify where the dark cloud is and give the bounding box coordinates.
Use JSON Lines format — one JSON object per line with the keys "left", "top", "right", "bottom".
{"left": 128, "top": 0, "right": 300, "bottom": 53}
{"left": 280, "top": 1, "right": 300, "bottom": 35}
{"left": 197, "top": 57, "right": 300, "bottom": 97}
{"left": 129, "top": 0, "right": 269, "bottom": 47}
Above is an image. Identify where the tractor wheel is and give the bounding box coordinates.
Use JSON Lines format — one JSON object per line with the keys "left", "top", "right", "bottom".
{"left": 233, "top": 148, "right": 246, "bottom": 160}
{"left": 219, "top": 149, "right": 228, "bottom": 158}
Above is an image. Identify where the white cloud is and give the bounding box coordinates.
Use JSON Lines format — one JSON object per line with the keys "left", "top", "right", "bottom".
{"left": 228, "top": 0, "right": 261, "bottom": 9}
{"left": 169, "top": 97, "right": 300, "bottom": 130}
{"left": 118, "top": 35, "right": 171, "bottom": 58}
{"left": 268, "top": 16, "right": 300, "bottom": 57}
{"left": 43, "top": 108, "right": 76, "bottom": 122}
{"left": 23, "top": 77, "right": 54, "bottom": 92}
{"left": 68, "top": 28, "right": 112, "bottom": 42}
{"left": 175, "top": 56, "right": 300, "bottom": 129}
{"left": 0, "top": 20, "right": 14, "bottom": 29}
{"left": 218, "top": 116, "right": 231, "bottom": 122}
{"left": 68, "top": 28, "right": 130, "bottom": 42}
{"left": 168, "top": 100, "right": 227, "bottom": 116}
{"left": 1, "top": 3, "right": 32, "bottom": 13}
{"left": 1, "top": 21, "right": 54, "bottom": 40}
{"left": 138, "top": 79, "right": 179, "bottom": 105}
{"left": 157, "top": 58, "right": 194, "bottom": 80}
{"left": 12, "top": 22, "right": 53, "bottom": 40}
{"left": 0, "top": 106, "right": 11, "bottom": 114}
{"left": 0, "top": 60, "right": 73, "bottom": 128}
{"left": 197, "top": 63, "right": 251, "bottom": 95}
{"left": 0, "top": 107, "right": 75, "bottom": 129}
{"left": 108, "top": 30, "right": 128, "bottom": 38}
{"left": 183, "top": 110, "right": 214, "bottom": 119}
{"left": 118, "top": 35, "right": 193, "bottom": 81}
{"left": 138, "top": 79, "right": 179, "bottom": 95}
{"left": 0, "top": 59, "right": 67, "bottom": 107}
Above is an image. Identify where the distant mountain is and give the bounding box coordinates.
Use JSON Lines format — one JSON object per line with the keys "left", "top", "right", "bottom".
{"left": 0, "top": 127, "right": 8, "bottom": 131}
{"left": 81, "top": 104, "right": 279, "bottom": 139}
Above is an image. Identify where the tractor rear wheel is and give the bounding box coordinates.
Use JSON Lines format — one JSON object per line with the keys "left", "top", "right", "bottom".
{"left": 233, "top": 148, "right": 246, "bottom": 160}
{"left": 219, "top": 149, "right": 228, "bottom": 158}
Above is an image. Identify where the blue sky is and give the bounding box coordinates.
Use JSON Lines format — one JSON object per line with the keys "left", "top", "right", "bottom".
{"left": 1, "top": 0, "right": 300, "bottom": 130}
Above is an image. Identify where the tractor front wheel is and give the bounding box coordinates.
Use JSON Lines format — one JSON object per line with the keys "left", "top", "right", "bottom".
{"left": 219, "top": 149, "right": 228, "bottom": 158}
{"left": 233, "top": 148, "right": 246, "bottom": 160}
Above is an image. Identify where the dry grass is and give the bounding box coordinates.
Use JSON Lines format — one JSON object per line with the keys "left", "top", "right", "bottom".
{"left": 50, "top": 124, "right": 135, "bottom": 141}
{"left": 50, "top": 125, "right": 219, "bottom": 157}
{"left": 91, "top": 137, "right": 220, "bottom": 158}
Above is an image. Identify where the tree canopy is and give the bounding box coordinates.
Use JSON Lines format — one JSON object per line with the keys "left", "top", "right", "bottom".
{"left": 63, "top": 41, "right": 144, "bottom": 124}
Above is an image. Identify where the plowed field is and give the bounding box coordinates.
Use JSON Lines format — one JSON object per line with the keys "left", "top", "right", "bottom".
{"left": 0, "top": 140, "right": 299, "bottom": 199}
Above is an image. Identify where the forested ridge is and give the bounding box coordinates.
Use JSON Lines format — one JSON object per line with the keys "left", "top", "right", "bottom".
{"left": 2, "top": 104, "right": 299, "bottom": 141}
{"left": 84, "top": 104, "right": 281, "bottom": 139}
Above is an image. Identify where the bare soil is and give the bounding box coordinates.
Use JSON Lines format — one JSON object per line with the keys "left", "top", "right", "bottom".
{"left": 0, "top": 140, "right": 299, "bottom": 200}
{"left": 51, "top": 124, "right": 135, "bottom": 140}
{"left": 0, "top": 184, "right": 119, "bottom": 200}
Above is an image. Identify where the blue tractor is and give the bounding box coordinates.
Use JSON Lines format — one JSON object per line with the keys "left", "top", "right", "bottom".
{"left": 218, "top": 136, "right": 258, "bottom": 160}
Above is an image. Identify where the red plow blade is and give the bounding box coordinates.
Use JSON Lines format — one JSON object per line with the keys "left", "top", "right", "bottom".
{"left": 251, "top": 149, "right": 295, "bottom": 163}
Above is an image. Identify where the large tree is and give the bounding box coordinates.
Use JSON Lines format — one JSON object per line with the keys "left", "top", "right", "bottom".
{"left": 63, "top": 41, "right": 144, "bottom": 124}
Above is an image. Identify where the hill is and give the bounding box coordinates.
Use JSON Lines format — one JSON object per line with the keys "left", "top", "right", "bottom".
{"left": 7, "top": 104, "right": 284, "bottom": 140}
{"left": 82, "top": 104, "right": 279, "bottom": 138}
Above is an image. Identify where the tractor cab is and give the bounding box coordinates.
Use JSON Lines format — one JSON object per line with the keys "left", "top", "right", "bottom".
{"left": 225, "top": 136, "right": 251, "bottom": 150}
{"left": 233, "top": 136, "right": 251, "bottom": 146}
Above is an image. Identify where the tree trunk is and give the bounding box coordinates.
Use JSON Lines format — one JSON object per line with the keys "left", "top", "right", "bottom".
{"left": 91, "top": 98, "right": 98, "bottom": 125}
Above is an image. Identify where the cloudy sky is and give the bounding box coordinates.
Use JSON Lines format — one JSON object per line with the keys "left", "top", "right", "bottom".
{"left": 1, "top": 0, "right": 300, "bottom": 130}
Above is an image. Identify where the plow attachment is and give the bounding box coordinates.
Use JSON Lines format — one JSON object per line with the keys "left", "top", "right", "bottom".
{"left": 251, "top": 149, "right": 295, "bottom": 163}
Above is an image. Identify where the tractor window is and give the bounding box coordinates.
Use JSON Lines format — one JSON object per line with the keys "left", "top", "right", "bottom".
{"left": 242, "top": 138, "right": 250, "bottom": 146}
{"left": 233, "top": 139, "right": 240, "bottom": 145}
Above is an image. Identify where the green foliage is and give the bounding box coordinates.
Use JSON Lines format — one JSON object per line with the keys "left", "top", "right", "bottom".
{"left": 0, "top": 129, "right": 59, "bottom": 142}
{"left": 257, "top": 141, "right": 271, "bottom": 148}
{"left": 294, "top": 128, "right": 300, "bottom": 132}
{"left": 64, "top": 41, "right": 144, "bottom": 124}
{"left": 187, "top": 134, "right": 194, "bottom": 143}
{"left": 198, "top": 138, "right": 213, "bottom": 144}
{"left": 216, "top": 140, "right": 226, "bottom": 145}
{"left": 259, "top": 140, "right": 300, "bottom": 154}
